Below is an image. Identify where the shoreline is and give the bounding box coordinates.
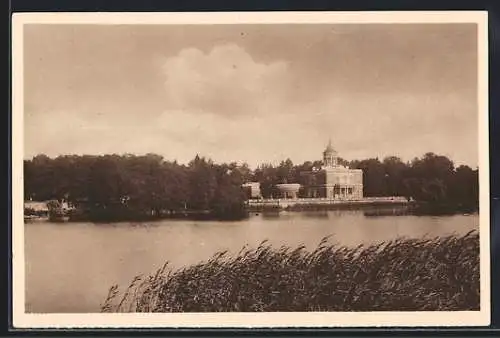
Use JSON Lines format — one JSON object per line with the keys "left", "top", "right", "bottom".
{"left": 246, "top": 196, "right": 411, "bottom": 211}
{"left": 24, "top": 201, "right": 478, "bottom": 223}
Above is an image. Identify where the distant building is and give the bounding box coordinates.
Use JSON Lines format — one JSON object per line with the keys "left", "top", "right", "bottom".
{"left": 276, "top": 183, "right": 301, "bottom": 199}
{"left": 301, "top": 140, "right": 363, "bottom": 200}
{"left": 24, "top": 201, "right": 49, "bottom": 213}
{"left": 242, "top": 182, "right": 262, "bottom": 199}
{"left": 244, "top": 141, "right": 363, "bottom": 201}
{"left": 25, "top": 199, "right": 75, "bottom": 213}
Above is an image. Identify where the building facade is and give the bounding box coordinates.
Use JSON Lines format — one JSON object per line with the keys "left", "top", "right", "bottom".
{"left": 302, "top": 140, "right": 363, "bottom": 200}
{"left": 242, "top": 182, "right": 262, "bottom": 199}
{"left": 243, "top": 141, "right": 364, "bottom": 201}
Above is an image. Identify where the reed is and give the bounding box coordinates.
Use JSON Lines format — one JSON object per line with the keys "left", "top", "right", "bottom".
{"left": 101, "top": 230, "right": 480, "bottom": 312}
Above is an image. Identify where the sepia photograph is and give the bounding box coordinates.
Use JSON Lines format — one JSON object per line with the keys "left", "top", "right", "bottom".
{"left": 12, "top": 11, "right": 490, "bottom": 328}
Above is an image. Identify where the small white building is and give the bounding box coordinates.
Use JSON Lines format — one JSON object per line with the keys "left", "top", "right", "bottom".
{"left": 242, "top": 182, "right": 262, "bottom": 199}
{"left": 24, "top": 201, "right": 49, "bottom": 212}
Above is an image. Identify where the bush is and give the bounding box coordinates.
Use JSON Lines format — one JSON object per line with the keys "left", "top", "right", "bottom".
{"left": 101, "top": 230, "right": 480, "bottom": 312}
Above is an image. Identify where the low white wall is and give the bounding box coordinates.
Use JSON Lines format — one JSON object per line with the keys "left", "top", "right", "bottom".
{"left": 247, "top": 196, "right": 409, "bottom": 208}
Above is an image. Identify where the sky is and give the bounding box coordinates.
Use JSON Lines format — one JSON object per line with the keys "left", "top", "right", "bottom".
{"left": 23, "top": 23, "right": 479, "bottom": 168}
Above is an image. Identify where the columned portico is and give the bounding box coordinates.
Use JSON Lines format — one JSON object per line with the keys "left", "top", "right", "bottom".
{"left": 303, "top": 140, "right": 364, "bottom": 201}
{"left": 276, "top": 183, "right": 301, "bottom": 200}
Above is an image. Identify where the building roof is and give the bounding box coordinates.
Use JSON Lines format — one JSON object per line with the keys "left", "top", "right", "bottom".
{"left": 324, "top": 139, "right": 337, "bottom": 154}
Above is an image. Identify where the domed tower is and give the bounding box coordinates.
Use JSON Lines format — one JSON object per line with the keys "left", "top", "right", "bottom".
{"left": 323, "top": 139, "right": 338, "bottom": 167}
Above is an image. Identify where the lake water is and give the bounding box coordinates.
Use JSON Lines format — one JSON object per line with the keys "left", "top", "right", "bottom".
{"left": 24, "top": 209, "right": 479, "bottom": 313}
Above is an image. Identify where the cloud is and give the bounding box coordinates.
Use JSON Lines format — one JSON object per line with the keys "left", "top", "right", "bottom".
{"left": 153, "top": 89, "right": 478, "bottom": 167}
{"left": 24, "top": 42, "right": 478, "bottom": 169}
{"left": 162, "top": 44, "right": 290, "bottom": 118}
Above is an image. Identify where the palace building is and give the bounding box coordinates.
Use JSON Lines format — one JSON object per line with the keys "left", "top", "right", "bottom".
{"left": 243, "top": 140, "right": 364, "bottom": 201}
{"left": 301, "top": 140, "right": 363, "bottom": 200}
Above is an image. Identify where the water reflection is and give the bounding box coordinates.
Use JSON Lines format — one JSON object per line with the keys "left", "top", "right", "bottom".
{"left": 300, "top": 210, "right": 329, "bottom": 219}
{"left": 363, "top": 206, "right": 410, "bottom": 217}
{"left": 260, "top": 211, "right": 281, "bottom": 219}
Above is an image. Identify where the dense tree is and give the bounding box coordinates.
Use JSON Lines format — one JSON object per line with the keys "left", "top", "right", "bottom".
{"left": 350, "top": 158, "right": 387, "bottom": 197}
{"left": 23, "top": 151, "right": 479, "bottom": 220}
{"left": 87, "top": 155, "right": 125, "bottom": 208}
{"left": 382, "top": 156, "right": 408, "bottom": 196}
{"left": 187, "top": 155, "right": 218, "bottom": 211}
{"left": 448, "top": 165, "right": 479, "bottom": 210}
{"left": 210, "top": 163, "right": 247, "bottom": 218}
{"left": 24, "top": 153, "right": 250, "bottom": 220}
{"left": 253, "top": 164, "right": 278, "bottom": 198}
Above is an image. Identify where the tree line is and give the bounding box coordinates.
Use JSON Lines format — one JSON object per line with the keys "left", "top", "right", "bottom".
{"left": 24, "top": 154, "right": 251, "bottom": 220}
{"left": 24, "top": 152, "right": 478, "bottom": 220}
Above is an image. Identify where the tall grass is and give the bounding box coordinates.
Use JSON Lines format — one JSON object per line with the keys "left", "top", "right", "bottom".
{"left": 101, "top": 230, "right": 480, "bottom": 312}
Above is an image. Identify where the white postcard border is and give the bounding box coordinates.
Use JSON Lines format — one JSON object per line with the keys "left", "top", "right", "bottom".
{"left": 11, "top": 11, "right": 491, "bottom": 328}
